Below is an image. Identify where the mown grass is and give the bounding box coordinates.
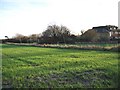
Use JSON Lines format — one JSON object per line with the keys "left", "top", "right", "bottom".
{"left": 1, "top": 44, "right": 119, "bottom": 88}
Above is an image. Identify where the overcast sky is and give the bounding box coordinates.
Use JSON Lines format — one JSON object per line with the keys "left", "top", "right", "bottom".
{"left": 0, "top": 0, "right": 119, "bottom": 39}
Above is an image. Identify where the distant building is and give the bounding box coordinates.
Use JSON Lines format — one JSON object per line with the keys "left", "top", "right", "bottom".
{"left": 92, "top": 25, "right": 120, "bottom": 40}
{"left": 110, "top": 29, "right": 120, "bottom": 40}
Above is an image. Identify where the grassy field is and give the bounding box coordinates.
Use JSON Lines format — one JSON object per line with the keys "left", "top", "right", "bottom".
{"left": 1, "top": 44, "right": 119, "bottom": 88}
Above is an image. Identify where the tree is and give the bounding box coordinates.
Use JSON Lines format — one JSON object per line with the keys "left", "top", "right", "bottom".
{"left": 42, "top": 24, "right": 71, "bottom": 44}
{"left": 13, "top": 34, "right": 28, "bottom": 43}
{"left": 80, "top": 29, "right": 99, "bottom": 42}
{"left": 28, "top": 34, "right": 40, "bottom": 43}
{"left": 81, "top": 30, "right": 85, "bottom": 35}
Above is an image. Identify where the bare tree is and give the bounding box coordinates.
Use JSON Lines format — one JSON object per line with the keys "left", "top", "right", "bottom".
{"left": 81, "top": 30, "right": 85, "bottom": 35}
{"left": 13, "top": 34, "right": 28, "bottom": 43}
{"left": 42, "top": 24, "right": 71, "bottom": 44}
{"left": 28, "top": 34, "right": 40, "bottom": 43}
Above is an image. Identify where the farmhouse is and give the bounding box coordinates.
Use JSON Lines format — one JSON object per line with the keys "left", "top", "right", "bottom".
{"left": 110, "top": 29, "right": 120, "bottom": 39}
{"left": 92, "top": 25, "right": 120, "bottom": 40}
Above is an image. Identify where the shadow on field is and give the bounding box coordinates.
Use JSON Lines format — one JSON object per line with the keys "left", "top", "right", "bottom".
{"left": 2, "top": 44, "right": 32, "bottom": 49}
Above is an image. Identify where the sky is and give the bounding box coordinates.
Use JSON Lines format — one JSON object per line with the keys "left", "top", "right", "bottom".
{"left": 0, "top": 0, "right": 119, "bottom": 39}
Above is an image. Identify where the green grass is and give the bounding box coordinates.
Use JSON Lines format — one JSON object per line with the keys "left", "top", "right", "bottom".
{"left": 1, "top": 44, "right": 119, "bottom": 88}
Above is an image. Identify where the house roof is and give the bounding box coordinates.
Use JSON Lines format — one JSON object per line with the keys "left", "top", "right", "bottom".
{"left": 93, "top": 25, "right": 118, "bottom": 29}
{"left": 92, "top": 25, "right": 118, "bottom": 33}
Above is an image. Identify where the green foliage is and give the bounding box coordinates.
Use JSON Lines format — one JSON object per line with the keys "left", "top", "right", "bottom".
{"left": 2, "top": 44, "right": 119, "bottom": 88}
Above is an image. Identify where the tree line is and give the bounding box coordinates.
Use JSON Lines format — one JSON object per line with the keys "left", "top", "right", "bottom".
{"left": 3, "top": 24, "right": 111, "bottom": 44}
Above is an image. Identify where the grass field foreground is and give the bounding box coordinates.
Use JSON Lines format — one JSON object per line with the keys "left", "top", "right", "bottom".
{"left": 1, "top": 44, "right": 119, "bottom": 88}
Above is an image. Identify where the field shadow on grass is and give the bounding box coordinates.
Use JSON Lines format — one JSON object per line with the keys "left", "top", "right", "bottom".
{"left": 18, "top": 68, "right": 117, "bottom": 88}
{"left": 50, "top": 69, "right": 117, "bottom": 88}
{"left": 2, "top": 44, "right": 45, "bottom": 49}
{"left": 2, "top": 66, "right": 118, "bottom": 88}
{"left": 2, "top": 44, "right": 33, "bottom": 49}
